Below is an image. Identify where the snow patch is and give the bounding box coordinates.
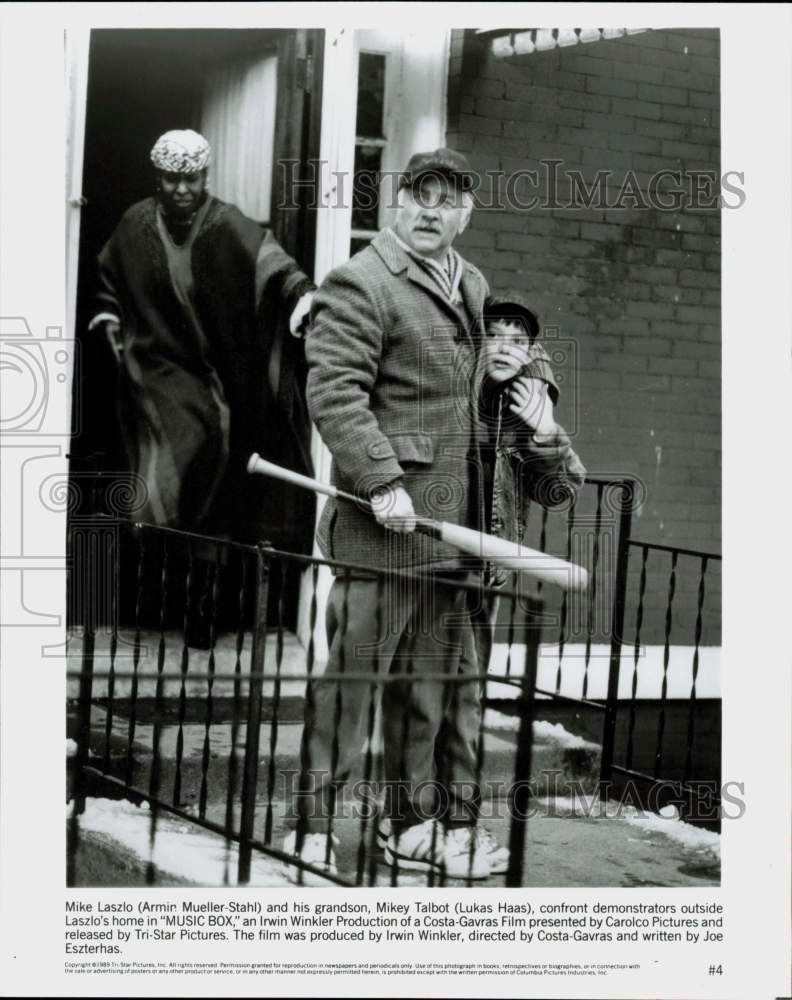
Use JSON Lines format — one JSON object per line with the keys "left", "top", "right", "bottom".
{"left": 483, "top": 711, "right": 599, "bottom": 750}
{"left": 535, "top": 795, "right": 720, "bottom": 856}
{"left": 535, "top": 794, "right": 616, "bottom": 818}
{"left": 533, "top": 720, "right": 598, "bottom": 750}
{"left": 68, "top": 798, "right": 292, "bottom": 886}
{"left": 624, "top": 810, "right": 720, "bottom": 855}
{"left": 482, "top": 708, "right": 520, "bottom": 731}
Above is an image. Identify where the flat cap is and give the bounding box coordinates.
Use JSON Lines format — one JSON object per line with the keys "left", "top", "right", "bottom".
{"left": 399, "top": 147, "right": 476, "bottom": 191}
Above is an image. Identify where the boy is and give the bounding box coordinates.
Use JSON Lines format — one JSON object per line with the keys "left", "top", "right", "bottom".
{"left": 480, "top": 294, "right": 586, "bottom": 583}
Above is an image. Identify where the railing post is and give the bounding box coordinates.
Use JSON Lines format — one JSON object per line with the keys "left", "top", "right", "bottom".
{"left": 67, "top": 525, "right": 97, "bottom": 885}
{"left": 238, "top": 543, "right": 271, "bottom": 884}
{"left": 598, "top": 478, "right": 634, "bottom": 799}
{"left": 505, "top": 592, "right": 541, "bottom": 887}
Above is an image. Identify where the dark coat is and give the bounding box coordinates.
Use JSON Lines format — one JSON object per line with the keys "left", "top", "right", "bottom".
{"left": 94, "top": 196, "right": 315, "bottom": 551}
{"left": 305, "top": 229, "right": 489, "bottom": 571}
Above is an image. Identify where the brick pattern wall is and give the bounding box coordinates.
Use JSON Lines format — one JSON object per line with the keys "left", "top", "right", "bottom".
{"left": 447, "top": 29, "right": 721, "bottom": 644}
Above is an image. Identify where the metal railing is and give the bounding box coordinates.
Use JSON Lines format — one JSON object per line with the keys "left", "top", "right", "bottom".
{"left": 491, "top": 474, "right": 722, "bottom": 824}
{"left": 67, "top": 472, "right": 723, "bottom": 886}
{"left": 599, "top": 532, "right": 722, "bottom": 822}
{"left": 67, "top": 519, "right": 544, "bottom": 887}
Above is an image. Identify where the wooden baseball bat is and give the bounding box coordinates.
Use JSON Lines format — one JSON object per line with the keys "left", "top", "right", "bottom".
{"left": 247, "top": 453, "right": 588, "bottom": 592}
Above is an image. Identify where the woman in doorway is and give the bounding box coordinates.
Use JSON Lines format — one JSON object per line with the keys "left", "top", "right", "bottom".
{"left": 89, "top": 129, "right": 316, "bottom": 554}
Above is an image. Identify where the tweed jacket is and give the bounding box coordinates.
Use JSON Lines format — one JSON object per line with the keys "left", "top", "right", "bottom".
{"left": 305, "top": 228, "right": 489, "bottom": 571}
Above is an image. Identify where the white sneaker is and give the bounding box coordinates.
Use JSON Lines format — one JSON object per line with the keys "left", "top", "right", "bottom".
{"left": 381, "top": 819, "right": 508, "bottom": 875}
{"left": 282, "top": 830, "right": 338, "bottom": 885}
{"left": 469, "top": 825, "right": 510, "bottom": 875}
{"left": 384, "top": 821, "right": 490, "bottom": 880}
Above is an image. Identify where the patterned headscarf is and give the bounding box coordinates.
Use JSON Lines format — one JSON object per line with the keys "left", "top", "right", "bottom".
{"left": 150, "top": 130, "right": 211, "bottom": 174}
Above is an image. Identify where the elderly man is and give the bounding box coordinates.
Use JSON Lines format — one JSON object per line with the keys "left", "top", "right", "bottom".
{"left": 285, "top": 148, "right": 509, "bottom": 882}
{"left": 89, "top": 129, "right": 315, "bottom": 554}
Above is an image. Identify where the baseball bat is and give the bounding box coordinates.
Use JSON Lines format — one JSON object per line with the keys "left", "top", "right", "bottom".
{"left": 247, "top": 453, "right": 588, "bottom": 592}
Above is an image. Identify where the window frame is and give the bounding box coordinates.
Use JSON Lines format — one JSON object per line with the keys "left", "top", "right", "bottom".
{"left": 351, "top": 46, "right": 393, "bottom": 247}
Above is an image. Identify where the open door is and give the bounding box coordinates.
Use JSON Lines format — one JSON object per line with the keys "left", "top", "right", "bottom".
{"left": 66, "top": 27, "right": 323, "bottom": 630}
{"left": 68, "top": 27, "right": 322, "bottom": 479}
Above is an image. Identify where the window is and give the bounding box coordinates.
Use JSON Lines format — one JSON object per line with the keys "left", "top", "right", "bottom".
{"left": 351, "top": 51, "right": 388, "bottom": 255}
{"left": 346, "top": 30, "right": 449, "bottom": 257}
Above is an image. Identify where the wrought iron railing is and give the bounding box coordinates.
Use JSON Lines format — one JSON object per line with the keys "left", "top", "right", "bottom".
{"left": 599, "top": 533, "right": 722, "bottom": 822}
{"left": 488, "top": 474, "right": 722, "bottom": 823}
{"left": 67, "top": 519, "right": 544, "bottom": 887}
{"left": 67, "top": 472, "right": 723, "bottom": 886}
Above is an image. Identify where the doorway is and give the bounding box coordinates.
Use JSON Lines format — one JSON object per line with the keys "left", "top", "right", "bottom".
{"left": 68, "top": 27, "right": 323, "bottom": 630}
{"left": 72, "top": 27, "right": 320, "bottom": 464}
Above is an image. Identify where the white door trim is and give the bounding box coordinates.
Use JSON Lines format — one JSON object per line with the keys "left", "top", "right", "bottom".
{"left": 65, "top": 28, "right": 90, "bottom": 341}
{"left": 296, "top": 28, "right": 450, "bottom": 656}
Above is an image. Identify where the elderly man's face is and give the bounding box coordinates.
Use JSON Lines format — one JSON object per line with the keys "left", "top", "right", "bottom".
{"left": 157, "top": 169, "right": 207, "bottom": 220}
{"left": 394, "top": 175, "right": 469, "bottom": 260}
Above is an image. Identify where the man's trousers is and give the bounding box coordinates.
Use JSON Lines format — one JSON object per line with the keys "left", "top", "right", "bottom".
{"left": 292, "top": 573, "right": 485, "bottom": 834}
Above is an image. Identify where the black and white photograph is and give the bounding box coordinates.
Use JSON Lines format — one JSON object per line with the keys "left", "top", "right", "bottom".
{"left": 64, "top": 20, "right": 726, "bottom": 890}
{"left": 0, "top": 4, "right": 790, "bottom": 999}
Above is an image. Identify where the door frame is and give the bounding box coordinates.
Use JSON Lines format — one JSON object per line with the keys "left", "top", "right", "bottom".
{"left": 271, "top": 28, "right": 325, "bottom": 274}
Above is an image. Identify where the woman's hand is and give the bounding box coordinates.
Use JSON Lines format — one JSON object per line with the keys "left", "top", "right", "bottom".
{"left": 104, "top": 320, "right": 124, "bottom": 364}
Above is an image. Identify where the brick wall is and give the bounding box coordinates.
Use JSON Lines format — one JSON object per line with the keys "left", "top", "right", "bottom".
{"left": 447, "top": 28, "right": 721, "bottom": 645}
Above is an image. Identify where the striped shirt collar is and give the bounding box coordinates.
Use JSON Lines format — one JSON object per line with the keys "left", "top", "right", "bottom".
{"left": 387, "top": 227, "right": 464, "bottom": 305}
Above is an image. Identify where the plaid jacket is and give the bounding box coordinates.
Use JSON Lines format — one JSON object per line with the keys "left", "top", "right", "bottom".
{"left": 305, "top": 229, "right": 489, "bottom": 571}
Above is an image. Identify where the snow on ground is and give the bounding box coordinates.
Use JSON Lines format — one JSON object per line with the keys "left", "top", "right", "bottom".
{"left": 68, "top": 798, "right": 292, "bottom": 886}
{"left": 482, "top": 711, "right": 598, "bottom": 750}
{"left": 535, "top": 794, "right": 720, "bottom": 856}
{"left": 532, "top": 720, "right": 598, "bottom": 748}
{"left": 482, "top": 707, "right": 521, "bottom": 731}
{"left": 623, "top": 808, "right": 721, "bottom": 853}
{"left": 70, "top": 790, "right": 718, "bottom": 892}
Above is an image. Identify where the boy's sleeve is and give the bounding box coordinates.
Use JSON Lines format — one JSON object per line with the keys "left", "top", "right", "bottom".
{"left": 517, "top": 424, "right": 586, "bottom": 509}
{"left": 519, "top": 342, "right": 559, "bottom": 405}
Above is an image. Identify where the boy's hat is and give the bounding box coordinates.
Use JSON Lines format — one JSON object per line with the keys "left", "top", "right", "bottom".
{"left": 483, "top": 292, "right": 540, "bottom": 342}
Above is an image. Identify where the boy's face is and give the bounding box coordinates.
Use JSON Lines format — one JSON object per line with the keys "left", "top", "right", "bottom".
{"left": 483, "top": 319, "right": 532, "bottom": 383}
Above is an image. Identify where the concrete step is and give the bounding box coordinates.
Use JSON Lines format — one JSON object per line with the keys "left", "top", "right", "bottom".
{"left": 70, "top": 701, "right": 602, "bottom": 810}
{"left": 68, "top": 794, "right": 720, "bottom": 889}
